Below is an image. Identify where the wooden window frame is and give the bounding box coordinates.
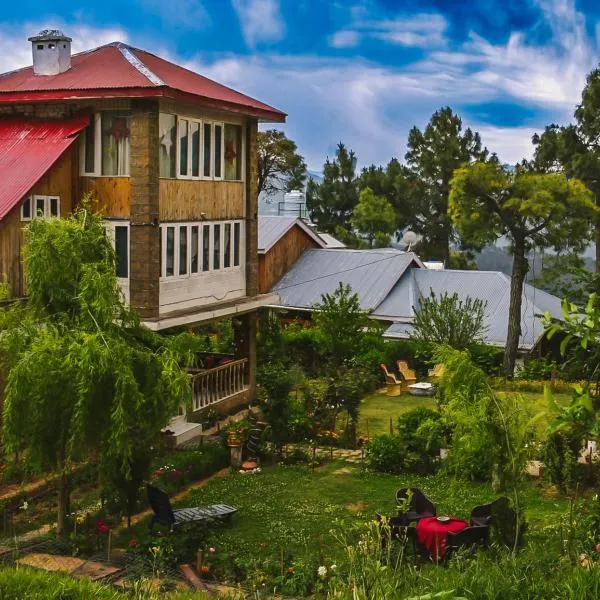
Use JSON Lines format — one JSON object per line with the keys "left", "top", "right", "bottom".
{"left": 104, "top": 220, "right": 130, "bottom": 281}
{"left": 21, "top": 195, "right": 61, "bottom": 221}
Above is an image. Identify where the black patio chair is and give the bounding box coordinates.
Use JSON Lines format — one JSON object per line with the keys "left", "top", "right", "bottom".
{"left": 147, "top": 484, "right": 237, "bottom": 533}
{"left": 470, "top": 496, "right": 509, "bottom": 527}
{"left": 395, "top": 487, "right": 436, "bottom": 523}
{"left": 445, "top": 525, "right": 489, "bottom": 561}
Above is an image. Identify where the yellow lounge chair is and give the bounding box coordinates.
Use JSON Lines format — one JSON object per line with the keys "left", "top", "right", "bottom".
{"left": 380, "top": 363, "right": 402, "bottom": 397}
{"left": 396, "top": 360, "right": 417, "bottom": 392}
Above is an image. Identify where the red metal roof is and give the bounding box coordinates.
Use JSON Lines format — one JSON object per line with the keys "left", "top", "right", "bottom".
{"left": 0, "top": 113, "right": 89, "bottom": 221}
{"left": 0, "top": 43, "right": 286, "bottom": 122}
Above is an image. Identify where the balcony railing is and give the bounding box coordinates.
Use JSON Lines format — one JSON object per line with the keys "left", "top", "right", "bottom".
{"left": 192, "top": 358, "right": 248, "bottom": 411}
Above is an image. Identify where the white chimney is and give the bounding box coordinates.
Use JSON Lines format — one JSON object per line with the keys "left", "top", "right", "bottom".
{"left": 28, "top": 30, "right": 72, "bottom": 75}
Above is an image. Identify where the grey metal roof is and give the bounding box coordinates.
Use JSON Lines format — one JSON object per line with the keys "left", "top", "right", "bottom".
{"left": 380, "top": 269, "right": 563, "bottom": 350}
{"left": 272, "top": 249, "right": 423, "bottom": 311}
{"left": 258, "top": 216, "right": 325, "bottom": 253}
{"left": 318, "top": 232, "right": 346, "bottom": 248}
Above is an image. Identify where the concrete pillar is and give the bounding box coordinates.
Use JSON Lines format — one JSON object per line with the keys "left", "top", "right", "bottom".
{"left": 129, "top": 99, "right": 160, "bottom": 319}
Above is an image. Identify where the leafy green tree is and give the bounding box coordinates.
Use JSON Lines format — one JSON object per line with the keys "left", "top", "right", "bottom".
{"left": 312, "top": 283, "right": 370, "bottom": 368}
{"left": 449, "top": 162, "right": 595, "bottom": 375}
{"left": 0, "top": 205, "right": 197, "bottom": 535}
{"left": 411, "top": 291, "right": 487, "bottom": 349}
{"left": 306, "top": 143, "right": 359, "bottom": 241}
{"left": 257, "top": 129, "right": 307, "bottom": 195}
{"left": 532, "top": 68, "right": 600, "bottom": 273}
{"left": 351, "top": 187, "right": 396, "bottom": 248}
{"left": 405, "top": 107, "right": 489, "bottom": 264}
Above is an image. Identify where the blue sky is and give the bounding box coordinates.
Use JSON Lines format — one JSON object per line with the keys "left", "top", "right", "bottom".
{"left": 1, "top": 0, "right": 599, "bottom": 169}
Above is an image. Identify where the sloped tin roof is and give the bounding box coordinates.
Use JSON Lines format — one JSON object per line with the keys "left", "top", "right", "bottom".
{"left": 258, "top": 216, "right": 325, "bottom": 253}
{"left": 271, "top": 248, "right": 422, "bottom": 311}
{"left": 0, "top": 43, "right": 285, "bottom": 122}
{"left": 0, "top": 113, "right": 89, "bottom": 221}
{"left": 381, "top": 269, "right": 563, "bottom": 350}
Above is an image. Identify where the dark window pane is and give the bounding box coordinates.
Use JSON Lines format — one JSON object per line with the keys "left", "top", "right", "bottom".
{"left": 213, "top": 224, "right": 221, "bottom": 269}
{"left": 179, "top": 119, "right": 189, "bottom": 176}
{"left": 115, "top": 226, "right": 128, "bottom": 278}
{"left": 202, "top": 225, "right": 210, "bottom": 271}
{"left": 22, "top": 197, "right": 31, "bottom": 220}
{"left": 203, "top": 123, "right": 212, "bottom": 177}
{"left": 179, "top": 226, "right": 188, "bottom": 275}
{"left": 233, "top": 222, "right": 240, "bottom": 266}
{"left": 224, "top": 124, "right": 242, "bottom": 180}
{"left": 191, "top": 122, "right": 200, "bottom": 177}
{"left": 49, "top": 197, "right": 59, "bottom": 217}
{"left": 191, "top": 226, "right": 199, "bottom": 273}
{"left": 224, "top": 223, "right": 231, "bottom": 268}
{"left": 101, "top": 112, "right": 131, "bottom": 176}
{"left": 84, "top": 119, "right": 95, "bottom": 173}
{"left": 166, "top": 227, "right": 175, "bottom": 276}
{"left": 214, "top": 124, "right": 222, "bottom": 178}
{"left": 159, "top": 113, "right": 176, "bottom": 178}
{"left": 36, "top": 197, "right": 45, "bottom": 217}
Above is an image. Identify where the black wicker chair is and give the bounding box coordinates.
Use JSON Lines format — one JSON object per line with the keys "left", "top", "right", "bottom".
{"left": 147, "top": 484, "right": 237, "bottom": 533}
{"left": 470, "top": 496, "right": 510, "bottom": 527}
{"left": 395, "top": 487, "right": 436, "bottom": 523}
{"left": 445, "top": 525, "right": 489, "bottom": 560}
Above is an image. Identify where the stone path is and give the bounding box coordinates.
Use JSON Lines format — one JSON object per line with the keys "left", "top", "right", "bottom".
{"left": 287, "top": 444, "right": 363, "bottom": 464}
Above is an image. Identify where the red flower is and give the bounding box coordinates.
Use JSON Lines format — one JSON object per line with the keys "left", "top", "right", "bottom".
{"left": 152, "top": 470, "right": 162, "bottom": 478}
{"left": 129, "top": 538, "right": 138, "bottom": 548}
{"left": 96, "top": 519, "right": 109, "bottom": 534}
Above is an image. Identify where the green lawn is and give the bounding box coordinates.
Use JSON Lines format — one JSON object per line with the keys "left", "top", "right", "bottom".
{"left": 353, "top": 388, "right": 572, "bottom": 438}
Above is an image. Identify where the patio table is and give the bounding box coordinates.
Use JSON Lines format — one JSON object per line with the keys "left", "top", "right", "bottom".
{"left": 416, "top": 516, "right": 468, "bottom": 561}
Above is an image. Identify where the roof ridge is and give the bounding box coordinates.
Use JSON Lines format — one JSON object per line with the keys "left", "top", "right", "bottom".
{"left": 116, "top": 43, "right": 164, "bottom": 87}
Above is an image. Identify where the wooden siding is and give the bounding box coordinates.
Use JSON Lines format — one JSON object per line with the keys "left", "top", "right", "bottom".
{"left": 259, "top": 225, "right": 322, "bottom": 293}
{"left": 80, "top": 177, "right": 131, "bottom": 218}
{"left": 0, "top": 148, "right": 75, "bottom": 297}
{"left": 159, "top": 180, "right": 244, "bottom": 221}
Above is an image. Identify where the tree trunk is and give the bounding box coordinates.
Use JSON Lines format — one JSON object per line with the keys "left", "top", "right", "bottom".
{"left": 56, "top": 471, "right": 70, "bottom": 538}
{"left": 502, "top": 240, "right": 529, "bottom": 377}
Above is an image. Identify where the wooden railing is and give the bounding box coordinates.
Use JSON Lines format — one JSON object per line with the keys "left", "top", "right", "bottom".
{"left": 192, "top": 358, "right": 248, "bottom": 411}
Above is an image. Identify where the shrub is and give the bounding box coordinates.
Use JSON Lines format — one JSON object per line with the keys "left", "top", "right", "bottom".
{"left": 469, "top": 344, "right": 504, "bottom": 376}
{"left": 397, "top": 407, "right": 444, "bottom": 455}
{"left": 542, "top": 428, "right": 586, "bottom": 491}
{"left": 516, "top": 357, "right": 558, "bottom": 380}
{"left": 365, "top": 435, "right": 406, "bottom": 474}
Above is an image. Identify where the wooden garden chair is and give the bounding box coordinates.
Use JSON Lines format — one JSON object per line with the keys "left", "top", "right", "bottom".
{"left": 428, "top": 364, "right": 445, "bottom": 380}
{"left": 147, "top": 484, "right": 237, "bottom": 533}
{"left": 380, "top": 364, "right": 402, "bottom": 397}
{"left": 396, "top": 360, "right": 417, "bottom": 391}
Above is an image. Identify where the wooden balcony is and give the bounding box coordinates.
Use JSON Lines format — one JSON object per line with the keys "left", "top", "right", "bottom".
{"left": 191, "top": 358, "right": 249, "bottom": 414}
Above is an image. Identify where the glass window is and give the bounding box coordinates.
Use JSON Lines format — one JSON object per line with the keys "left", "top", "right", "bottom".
{"left": 224, "top": 124, "right": 243, "bottom": 180}
{"left": 115, "top": 226, "right": 128, "bottom": 278}
{"left": 179, "top": 226, "right": 188, "bottom": 275}
{"left": 233, "top": 222, "right": 241, "bottom": 267}
{"left": 191, "top": 226, "right": 199, "bottom": 273}
{"left": 49, "top": 197, "right": 59, "bottom": 217}
{"left": 178, "top": 119, "right": 189, "bottom": 176}
{"left": 214, "top": 124, "right": 223, "bottom": 178}
{"left": 202, "top": 225, "right": 210, "bottom": 272}
{"left": 159, "top": 113, "right": 176, "bottom": 178}
{"left": 35, "top": 197, "right": 45, "bottom": 217}
{"left": 203, "top": 123, "right": 212, "bottom": 177}
{"left": 21, "top": 197, "right": 31, "bottom": 220}
{"left": 83, "top": 119, "right": 96, "bottom": 173}
{"left": 166, "top": 227, "right": 175, "bottom": 277}
{"left": 101, "top": 112, "right": 131, "bottom": 176}
{"left": 191, "top": 122, "right": 200, "bottom": 177}
{"left": 224, "top": 223, "right": 231, "bottom": 268}
{"left": 213, "top": 224, "right": 221, "bottom": 270}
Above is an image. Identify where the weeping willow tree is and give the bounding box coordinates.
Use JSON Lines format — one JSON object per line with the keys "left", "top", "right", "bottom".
{"left": 0, "top": 204, "right": 199, "bottom": 535}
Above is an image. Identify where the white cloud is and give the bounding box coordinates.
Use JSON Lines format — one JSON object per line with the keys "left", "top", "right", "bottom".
{"left": 231, "top": 0, "right": 285, "bottom": 47}
{"left": 329, "top": 30, "right": 361, "bottom": 49}
{"left": 329, "top": 12, "right": 448, "bottom": 49}
{"left": 0, "top": 21, "right": 128, "bottom": 73}
{"left": 475, "top": 124, "right": 539, "bottom": 165}
{"left": 139, "top": 0, "right": 210, "bottom": 31}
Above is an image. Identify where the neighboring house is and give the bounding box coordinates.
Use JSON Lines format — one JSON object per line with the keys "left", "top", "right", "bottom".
{"left": 270, "top": 247, "right": 563, "bottom": 354}
{"left": 0, "top": 30, "right": 286, "bottom": 435}
{"left": 257, "top": 216, "right": 326, "bottom": 293}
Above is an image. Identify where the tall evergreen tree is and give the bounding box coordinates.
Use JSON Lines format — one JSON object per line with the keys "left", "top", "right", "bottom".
{"left": 306, "top": 143, "right": 359, "bottom": 242}
{"left": 405, "top": 107, "right": 489, "bottom": 264}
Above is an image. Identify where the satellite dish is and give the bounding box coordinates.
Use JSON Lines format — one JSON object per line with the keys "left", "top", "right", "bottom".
{"left": 401, "top": 230, "right": 418, "bottom": 251}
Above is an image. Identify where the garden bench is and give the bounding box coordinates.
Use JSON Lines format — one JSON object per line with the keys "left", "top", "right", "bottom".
{"left": 147, "top": 484, "right": 237, "bottom": 533}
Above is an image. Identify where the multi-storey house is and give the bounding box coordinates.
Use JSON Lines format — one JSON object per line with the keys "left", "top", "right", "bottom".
{"left": 0, "top": 30, "right": 285, "bottom": 436}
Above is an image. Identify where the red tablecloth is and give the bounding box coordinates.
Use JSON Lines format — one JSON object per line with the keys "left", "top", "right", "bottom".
{"left": 416, "top": 516, "right": 468, "bottom": 560}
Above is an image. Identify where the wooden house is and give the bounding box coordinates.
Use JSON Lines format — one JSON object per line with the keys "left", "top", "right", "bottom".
{"left": 0, "top": 30, "right": 286, "bottom": 432}
{"left": 257, "top": 216, "right": 326, "bottom": 293}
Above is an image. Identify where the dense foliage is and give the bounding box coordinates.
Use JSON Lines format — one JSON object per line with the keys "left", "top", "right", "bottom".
{"left": 257, "top": 129, "right": 307, "bottom": 195}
